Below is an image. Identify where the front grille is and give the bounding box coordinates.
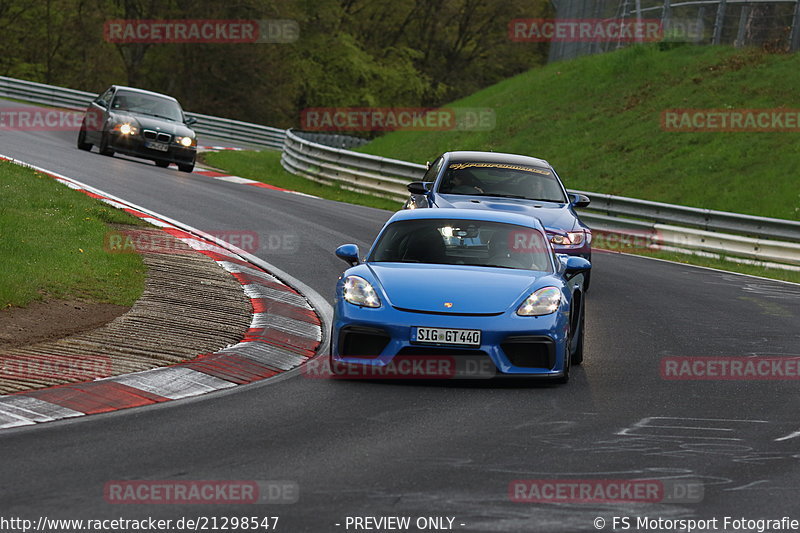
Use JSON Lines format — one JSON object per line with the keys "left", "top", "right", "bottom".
{"left": 393, "top": 306, "right": 502, "bottom": 317}
{"left": 501, "top": 336, "right": 556, "bottom": 369}
{"left": 339, "top": 326, "right": 390, "bottom": 357}
{"left": 142, "top": 130, "right": 172, "bottom": 143}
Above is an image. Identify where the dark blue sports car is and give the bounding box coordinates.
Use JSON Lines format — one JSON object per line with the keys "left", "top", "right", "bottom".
{"left": 404, "top": 151, "right": 592, "bottom": 263}
{"left": 330, "top": 209, "right": 591, "bottom": 383}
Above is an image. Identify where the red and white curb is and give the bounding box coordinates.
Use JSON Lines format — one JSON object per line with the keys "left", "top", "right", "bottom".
{"left": 192, "top": 168, "right": 319, "bottom": 199}
{"left": 198, "top": 145, "right": 245, "bottom": 151}
{"left": 0, "top": 155, "right": 327, "bottom": 430}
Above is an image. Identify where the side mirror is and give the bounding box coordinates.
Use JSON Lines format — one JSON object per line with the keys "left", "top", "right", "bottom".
{"left": 185, "top": 116, "right": 197, "bottom": 126}
{"left": 335, "top": 244, "right": 360, "bottom": 266}
{"left": 569, "top": 193, "right": 591, "bottom": 208}
{"left": 94, "top": 98, "right": 107, "bottom": 109}
{"left": 407, "top": 181, "right": 430, "bottom": 195}
{"left": 562, "top": 256, "right": 591, "bottom": 280}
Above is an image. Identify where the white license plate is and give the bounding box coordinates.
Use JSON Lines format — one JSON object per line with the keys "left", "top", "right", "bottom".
{"left": 145, "top": 141, "right": 169, "bottom": 152}
{"left": 413, "top": 327, "right": 481, "bottom": 346}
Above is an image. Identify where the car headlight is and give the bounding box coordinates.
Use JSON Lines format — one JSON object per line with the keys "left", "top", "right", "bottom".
{"left": 113, "top": 122, "right": 137, "bottom": 135}
{"left": 517, "top": 286, "right": 561, "bottom": 316}
{"left": 548, "top": 231, "right": 586, "bottom": 247}
{"left": 343, "top": 276, "right": 381, "bottom": 308}
{"left": 176, "top": 136, "right": 195, "bottom": 147}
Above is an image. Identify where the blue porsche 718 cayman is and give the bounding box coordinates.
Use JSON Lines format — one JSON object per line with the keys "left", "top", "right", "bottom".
{"left": 330, "top": 209, "right": 591, "bottom": 382}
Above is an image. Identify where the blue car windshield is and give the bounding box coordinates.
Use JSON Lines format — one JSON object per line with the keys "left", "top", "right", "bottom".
{"left": 438, "top": 162, "right": 567, "bottom": 202}
{"left": 368, "top": 219, "right": 553, "bottom": 272}
{"left": 111, "top": 91, "right": 183, "bottom": 122}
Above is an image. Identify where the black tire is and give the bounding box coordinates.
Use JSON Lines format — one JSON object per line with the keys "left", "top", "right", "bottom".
{"left": 582, "top": 270, "right": 591, "bottom": 292}
{"left": 178, "top": 162, "right": 195, "bottom": 173}
{"left": 570, "top": 298, "right": 585, "bottom": 366}
{"left": 155, "top": 160, "right": 170, "bottom": 168}
{"left": 98, "top": 132, "right": 114, "bottom": 156}
{"left": 76, "top": 126, "right": 92, "bottom": 151}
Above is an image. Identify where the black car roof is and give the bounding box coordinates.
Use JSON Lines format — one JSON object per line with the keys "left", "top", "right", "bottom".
{"left": 110, "top": 85, "right": 179, "bottom": 103}
{"left": 444, "top": 150, "right": 550, "bottom": 167}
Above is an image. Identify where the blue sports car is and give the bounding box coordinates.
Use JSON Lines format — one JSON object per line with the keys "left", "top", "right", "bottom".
{"left": 404, "top": 152, "right": 592, "bottom": 278}
{"left": 330, "top": 209, "right": 591, "bottom": 382}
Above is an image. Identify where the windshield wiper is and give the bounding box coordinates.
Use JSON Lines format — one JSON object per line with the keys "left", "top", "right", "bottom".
{"left": 458, "top": 262, "right": 518, "bottom": 269}
{"left": 477, "top": 193, "right": 563, "bottom": 202}
{"left": 479, "top": 193, "right": 528, "bottom": 199}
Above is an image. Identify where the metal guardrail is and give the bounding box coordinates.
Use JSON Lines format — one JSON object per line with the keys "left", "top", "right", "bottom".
{"left": 293, "top": 131, "right": 369, "bottom": 149}
{"left": 0, "top": 76, "right": 285, "bottom": 150}
{"left": 280, "top": 129, "right": 800, "bottom": 267}
{"left": 2, "top": 76, "right": 798, "bottom": 267}
{"left": 185, "top": 111, "right": 285, "bottom": 150}
{"left": 572, "top": 189, "right": 800, "bottom": 243}
{"left": 0, "top": 76, "right": 94, "bottom": 110}
{"left": 281, "top": 129, "right": 424, "bottom": 200}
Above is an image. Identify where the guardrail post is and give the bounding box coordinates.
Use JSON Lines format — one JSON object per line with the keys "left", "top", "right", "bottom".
{"left": 696, "top": 6, "right": 706, "bottom": 43}
{"left": 734, "top": 5, "right": 751, "bottom": 48}
{"left": 634, "top": 0, "right": 643, "bottom": 42}
{"left": 790, "top": 0, "right": 800, "bottom": 51}
{"left": 713, "top": 0, "right": 727, "bottom": 45}
{"left": 662, "top": 0, "right": 672, "bottom": 29}
{"left": 618, "top": 0, "right": 630, "bottom": 49}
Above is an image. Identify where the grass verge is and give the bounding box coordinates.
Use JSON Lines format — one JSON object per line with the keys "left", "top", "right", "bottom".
{"left": 358, "top": 44, "right": 800, "bottom": 221}
{"left": 202, "top": 150, "right": 402, "bottom": 211}
{"left": 0, "top": 161, "right": 147, "bottom": 308}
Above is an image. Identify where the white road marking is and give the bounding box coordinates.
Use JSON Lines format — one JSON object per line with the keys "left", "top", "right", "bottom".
{"left": 775, "top": 430, "right": 800, "bottom": 442}
{"left": 214, "top": 175, "right": 259, "bottom": 185}
{"left": 617, "top": 417, "right": 769, "bottom": 441}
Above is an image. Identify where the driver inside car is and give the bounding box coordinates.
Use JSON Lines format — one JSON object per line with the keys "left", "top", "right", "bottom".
{"left": 443, "top": 171, "right": 485, "bottom": 195}
{"left": 111, "top": 95, "right": 129, "bottom": 110}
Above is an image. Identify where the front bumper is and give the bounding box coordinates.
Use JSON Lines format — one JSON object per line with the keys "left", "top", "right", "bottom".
{"left": 331, "top": 300, "right": 570, "bottom": 378}
{"left": 108, "top": 133, "right": 196, "bottom": 164}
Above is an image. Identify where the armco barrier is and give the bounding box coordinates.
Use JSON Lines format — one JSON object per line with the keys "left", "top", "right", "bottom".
{"left": 0, "top": 76, "right": 285, "bottom": 150}
{"left": 280, "top": 129, "right": 800, "bottom": 268}
{"left": 281, "top": 128, "right": 424, "bottom": 200}
{"left": 2, "top": 76, "right": 798, "bottom": 267}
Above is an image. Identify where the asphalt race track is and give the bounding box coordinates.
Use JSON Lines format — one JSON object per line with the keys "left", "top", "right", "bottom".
{"left": 1, "top": 99, "right": 799, "bottom": 532}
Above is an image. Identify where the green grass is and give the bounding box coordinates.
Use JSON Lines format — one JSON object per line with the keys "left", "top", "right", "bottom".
{"left": 0, "top": 161, "right": 147, "bottom": 308}
{"left": 204, "top": 46, "right": 800, "bottom": 283}
{"left": 359, "top": 44, "right": 800, "bottom": 221}
{"left": 202, "top": 150, "right": 402, "bottom": 211}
